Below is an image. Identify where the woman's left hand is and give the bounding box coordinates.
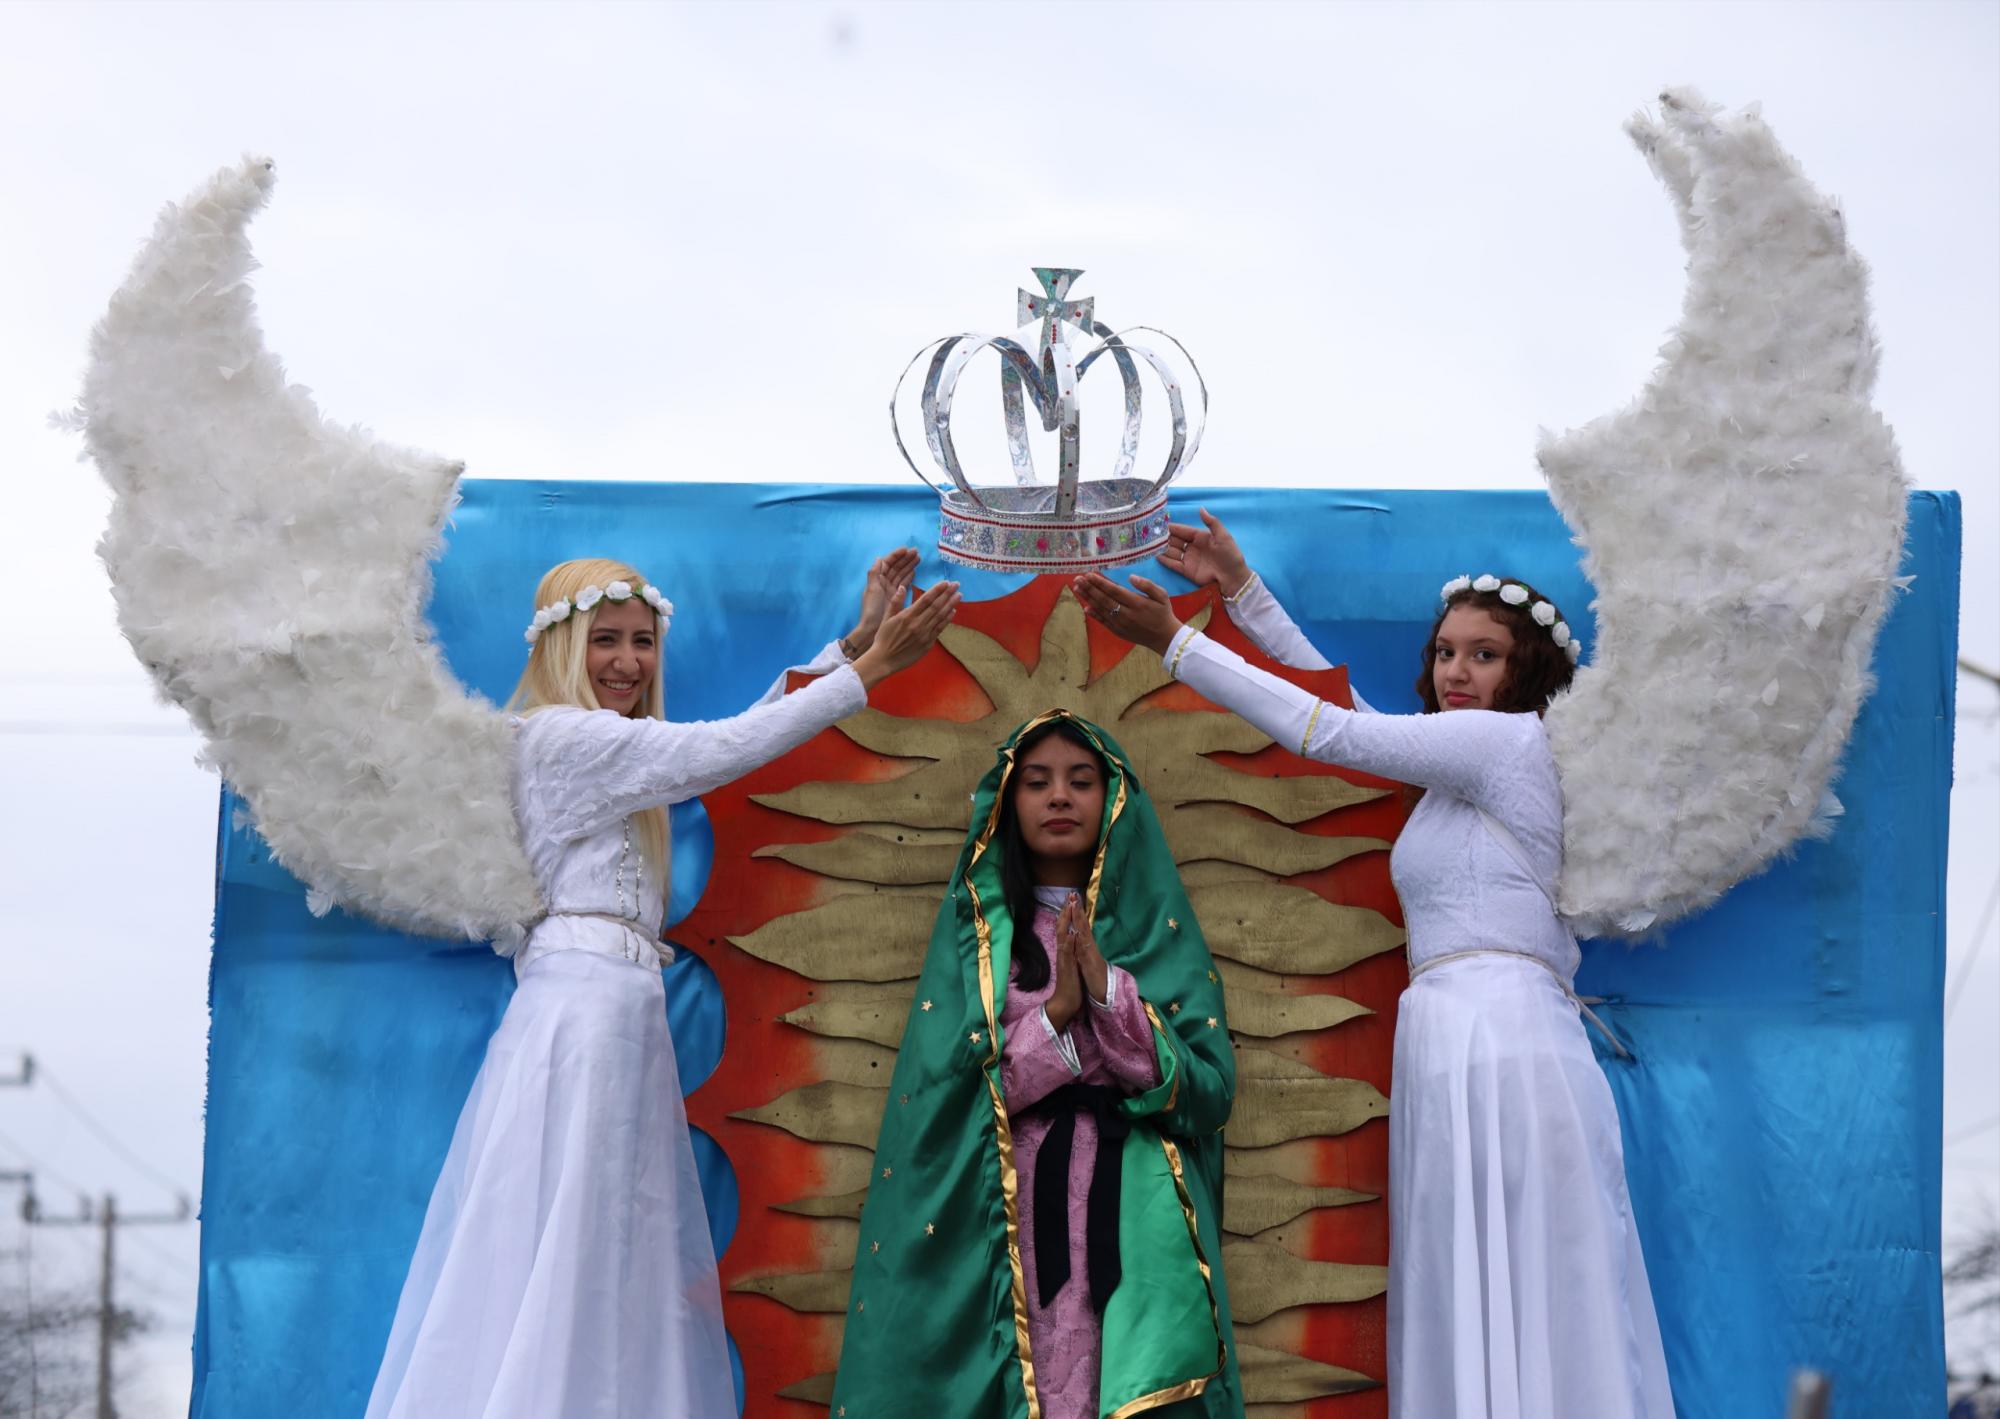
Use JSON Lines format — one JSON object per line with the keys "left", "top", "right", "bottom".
{"left": 845, "top": 548, "right": 922, "bottom": 657}
{"left": 1073, "top": 573, "right": 1185, "bottom": 656}
{"left": 1059, "top": 895, "right": 1110, "bottom": 1006}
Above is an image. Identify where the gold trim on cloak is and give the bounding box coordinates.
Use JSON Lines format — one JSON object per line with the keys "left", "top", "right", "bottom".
{"left": 969, "top": 712, "right": 1224, "bottom": 1419}
{"left": 1103, "top": 1138, "right": 1229, "bottom": 1419}
{"left": 967, "top": 709, "right": 1121, "bottom": 1419}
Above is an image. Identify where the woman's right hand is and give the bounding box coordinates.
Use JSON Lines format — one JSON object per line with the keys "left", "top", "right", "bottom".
{"left": 850, "top": 581, "right": 960, "bottom": 690}
{"left": 1160, "top": 508, "right": 1251, "bottom": 597}
{"left": 1045, "top": 923, "right": 1084, "bottom": 1033}
{"left": 843, "top": 548, "right": 921, "bottom": 658}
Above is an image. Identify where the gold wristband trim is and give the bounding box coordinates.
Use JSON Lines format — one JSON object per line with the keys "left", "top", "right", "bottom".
{"left": 1299, "top": 699, "right": 1326, "bottom": 757}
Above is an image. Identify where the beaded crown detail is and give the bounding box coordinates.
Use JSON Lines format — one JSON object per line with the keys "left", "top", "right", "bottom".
{"left": 891, "top": 268, "right": 1207, "bottom": 574}
{"left": 524, "top": 580, "right": 672, "bottom": 644}
{"left": 1441, "top": 573, "right": 1583, "bottom": 663}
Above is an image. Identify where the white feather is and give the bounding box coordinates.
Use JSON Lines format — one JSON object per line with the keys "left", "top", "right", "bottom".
{"left": 76, "top": 158, "right": 543, "bottom": 948}
{"left": 1539, "top": 91, "right": 1908, "bottom": 938}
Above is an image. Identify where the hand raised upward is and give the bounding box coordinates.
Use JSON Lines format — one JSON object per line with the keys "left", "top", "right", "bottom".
{"left": 851, "top": 581, "right": 960, "bottom": 689}
{"left": 1072, "top": 572, "right": 1185, "bottom": 656}
{"left": 1159, "top": 508, "right": 1250, "bottom": 597}
{"left": 844, "top": 548, "right": 922, "bottom": 657}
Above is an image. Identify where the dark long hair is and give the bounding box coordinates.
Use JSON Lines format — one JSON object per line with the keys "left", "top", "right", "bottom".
{"left": 995, "top": 718, "right": 1111, "bottom": 992}
{"left": 1413, "top": 580, "right": 1577, "bottom": 714}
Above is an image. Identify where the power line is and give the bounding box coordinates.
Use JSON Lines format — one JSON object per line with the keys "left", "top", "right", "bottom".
{"left": 1946, "top": 872, "right": 2000, "bottom": 1028}
{"left": 118, "top": 1226, "right": 191, "bottom": 1280}
{"left": 0, "top": 1122, "right": 93, "bottom": 1204}
{"left": 1946, "top": 1113, "right": 2000, "bottom": 1148}
{"left": 35, "top": 1068, "right": 191, "bottom": 1204}
{"left": 25, "top": 1192, "right": 193, "bottom": 1419}
{"left": 112, "top": 1261, "right": 192, "bottom": 1320}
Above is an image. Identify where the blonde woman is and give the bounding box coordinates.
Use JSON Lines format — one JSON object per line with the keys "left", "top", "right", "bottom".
{"left": 365, "top": 554, "right": 958, "bottom": 1419}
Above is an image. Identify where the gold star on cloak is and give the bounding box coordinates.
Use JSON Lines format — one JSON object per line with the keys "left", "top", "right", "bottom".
{"left": 925, "top": 1222, "right": 936, "bottom": 1236}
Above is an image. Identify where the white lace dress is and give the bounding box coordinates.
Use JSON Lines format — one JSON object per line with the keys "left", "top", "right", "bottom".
{"left": 1166, "top": 582, "right": 1673, "bottom": 1419}
{"left": 365, "top": 656, "right": 865, "bottom": 1419}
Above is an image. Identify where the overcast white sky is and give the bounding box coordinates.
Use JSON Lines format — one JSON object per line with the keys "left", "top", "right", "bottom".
{"left": 0, "top": 1, "right": 1994, "bottom": 1410}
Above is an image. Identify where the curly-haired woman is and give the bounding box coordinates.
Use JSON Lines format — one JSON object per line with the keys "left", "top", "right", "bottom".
{"left": 1078, "top": 512, "right": 1673, "bottom": 1419}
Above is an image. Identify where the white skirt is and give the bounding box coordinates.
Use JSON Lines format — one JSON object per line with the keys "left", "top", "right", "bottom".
{"left": 365, "top": 947, "right": 736, "bottom": 1419}
{"left": 1387, "top": 954, "right": 1674, "bottom": 1419}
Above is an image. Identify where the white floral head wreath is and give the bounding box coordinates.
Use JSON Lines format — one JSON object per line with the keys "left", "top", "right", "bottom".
{"left": 524, "top": 579, "right": 673, "bottom": 645}
{"left": 1440, "top": 573, "right": 1582, "bottom": 664}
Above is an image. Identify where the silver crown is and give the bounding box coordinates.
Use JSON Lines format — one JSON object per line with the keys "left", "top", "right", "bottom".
{"left": 892, "top": 268, "right": 1207, "bottom": 573}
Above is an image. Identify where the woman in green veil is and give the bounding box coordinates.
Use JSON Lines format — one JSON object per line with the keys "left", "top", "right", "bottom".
{"left": 832, "top": 710, "right": 1243, "bottom": 1419}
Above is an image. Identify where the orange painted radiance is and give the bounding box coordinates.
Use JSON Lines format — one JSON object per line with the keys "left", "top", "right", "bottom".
{"left": 679, "top": 577, "right": 1406, "bottom": 1418}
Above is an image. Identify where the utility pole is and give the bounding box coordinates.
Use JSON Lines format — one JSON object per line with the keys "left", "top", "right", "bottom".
{"left": 0, "top": 1167, "right": 27, "bottom": 1260}
{"left": 94, "top": 1197, "right": 114, "bottom": 1419}
{"left": 0, "top": 1053, "right": 31, "bottom": 1087}
{"left": 24, "top": 1188, "right": 191, "bottom": 1419}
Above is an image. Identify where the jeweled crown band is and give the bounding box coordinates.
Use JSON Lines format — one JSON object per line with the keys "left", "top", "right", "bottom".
{"left": 1441, "top": 573, "right": 1582, "bottom": 664}
{"left": 938, "top": 484, "right": 1171, "bottom": 573}
{"left": 525, "top": 580, "right": 672, "bottom": 645}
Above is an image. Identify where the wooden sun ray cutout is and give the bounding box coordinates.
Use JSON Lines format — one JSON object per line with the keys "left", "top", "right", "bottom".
{"left": 676, "top": 578, "right": 1411, "bottom": 1417}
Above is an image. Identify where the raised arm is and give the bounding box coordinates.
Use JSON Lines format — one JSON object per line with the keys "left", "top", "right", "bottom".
{"left": 1077, "top": 570, "right": 1519, "bottom": 804}
{"left": 532, "top": 580, "right": 958, "bottom": 839}
{"left": 1166, "top": 626, "right": 1522, "bottom": 803}
{"left": 524, "top": 671, "right": 867, "bottom": 838}
{"left": 1224, "top": 574, "right": 1340, "bottom": 674}
{"left": 752, "top": 548, "right": 921, "bottom": 706}
{"left": 1159, "top": 511, "right": 1371, "bottom": 701}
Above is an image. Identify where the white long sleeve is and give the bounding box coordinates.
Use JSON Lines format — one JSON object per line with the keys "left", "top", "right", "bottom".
{"left": 1222, "top": 573, "right": 1374, "bottom": 711}
{"left": 1165, "top": 627, "right": 1538, "bottom": 814}
{"left": 753, "top": 640, "right": 852, "bottom": 707}
{"left": 1164, "top": 624, "right": 1573, "bottom": 971}
{"left": 1223, "top": 574, "right": 1332, "bottom": 671}
{"left": 518, "top": 667, "right": 867, "bottom": 842}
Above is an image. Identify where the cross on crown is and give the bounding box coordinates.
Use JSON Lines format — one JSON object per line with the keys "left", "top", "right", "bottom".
{"left": 1017, "top": 267, "right": 1097, "bottom": 356}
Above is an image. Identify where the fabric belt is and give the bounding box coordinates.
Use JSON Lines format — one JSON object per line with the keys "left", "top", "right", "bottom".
{"left": 1409, "top": 948, "right": 1633, "bottom": 1060}
{"left": 516, "top": 912, "right": 671, "bottom": 977}
{"left": 1026, "top": 1082, "right": 1130, "bottom": 1313}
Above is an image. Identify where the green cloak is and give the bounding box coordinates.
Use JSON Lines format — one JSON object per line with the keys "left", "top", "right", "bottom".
{"left": 831, "top": 711, "right": 1241, "bottom": 1419}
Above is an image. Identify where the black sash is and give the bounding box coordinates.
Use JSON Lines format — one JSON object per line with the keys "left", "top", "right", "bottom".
{"left": 1028, "top": 1081, "right": 1131, "bottom": 1313}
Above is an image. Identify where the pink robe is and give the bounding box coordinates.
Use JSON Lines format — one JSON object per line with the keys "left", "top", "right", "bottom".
{"left": 1001, "top": 900, "right": 1165, "bottom": 1419}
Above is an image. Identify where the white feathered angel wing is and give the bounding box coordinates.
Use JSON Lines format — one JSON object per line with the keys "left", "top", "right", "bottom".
{"left": 78, "top": 158, "right": 543, "bottom": 946}
{"left": 1540, "top": 91, "right": 1908, "bottom": 938}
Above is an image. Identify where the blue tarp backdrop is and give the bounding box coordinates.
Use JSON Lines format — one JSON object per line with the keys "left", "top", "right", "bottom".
{"left": 189, "top": 483, "right": 1957, "bottom": 1419}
